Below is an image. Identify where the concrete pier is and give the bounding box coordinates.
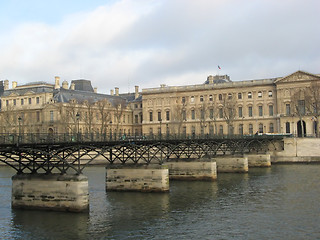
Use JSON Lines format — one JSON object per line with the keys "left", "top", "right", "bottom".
{"left": 214, "top": 156, "right": 248, "bottom": 173}
{"left": 167, "top": 160, "right": 217, "bottom": 181}
{"left": 12, "top": 174, "right": 89, "bottom": 212}
{"left": 245, "top": 154, "right": 271, "bottom": 167}
{"left": 106, "top": 164, "right": 169, "bottom": 192}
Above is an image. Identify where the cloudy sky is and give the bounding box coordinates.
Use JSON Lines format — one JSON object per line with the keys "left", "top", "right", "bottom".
{"left": 0, "top": 0, "right": 319, "bottom": 94}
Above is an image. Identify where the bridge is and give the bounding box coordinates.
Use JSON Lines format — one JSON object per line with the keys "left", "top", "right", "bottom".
{"left": 0, "top": 133, "right": 284, "bottom": 174}
{"left": 0, "top": 133, "right": 286, "bottom": 212}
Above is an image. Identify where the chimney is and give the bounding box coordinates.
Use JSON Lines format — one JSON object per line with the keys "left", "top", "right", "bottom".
{"left": 208, "top": 75, "right": 214, "bottom": 84}
{"left": 71, "top": 83, "right": 75, "bottom": 90}
{"left": 110, "top": 89, "right": 114, "bottom": 96}
{"left": 4, "top": 80, "right": 9, "bottom": 90}
{"left": 115, "top": 87, "right": 119, "bottom": 96}
{"left": 54, "top": 76, "right": 60, "bottom": 89}
{"left": 94, "top": 87, "right": 97, "bottom": 93}
{"left": 12, "top": 81, "right": 17, "bottom": 89}
{"left": 62, "top": 80, "right": 68, "bottom": 89}
{"left": 135, "top": 86, "right": 139, "bottom": 99}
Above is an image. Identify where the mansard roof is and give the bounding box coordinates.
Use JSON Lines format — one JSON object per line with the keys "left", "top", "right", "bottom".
{"left": 2, "top": 85, "right": 54, "bottom": 97}
{"left": 53, "top": 88, "right": 127, "bottom": 107}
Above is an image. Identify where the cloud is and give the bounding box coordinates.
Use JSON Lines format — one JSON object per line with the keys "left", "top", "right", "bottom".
{"left": 0, "top": 0, "right": 319, "bottom": 94}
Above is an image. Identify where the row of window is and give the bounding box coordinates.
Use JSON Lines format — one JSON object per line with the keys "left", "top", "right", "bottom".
{"left": 3, "top": 97, "right": 40, "bottom": 107}
{"left": 148, "top": 105, "right": 275, "bottom": 122}
{"left": 148, "top": 123, "right": 275, "bottom": 135}
{"left": 182, "top": 91, "right": 273, "bottom": 104}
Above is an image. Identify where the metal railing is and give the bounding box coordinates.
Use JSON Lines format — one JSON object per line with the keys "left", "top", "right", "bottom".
{"left": 0, "top": 132, "right": 297, "bottom": 145}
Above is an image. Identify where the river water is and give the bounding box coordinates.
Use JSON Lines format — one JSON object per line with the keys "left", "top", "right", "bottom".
{"left": 0, "top": 164, "right": 319, "bottom": 240}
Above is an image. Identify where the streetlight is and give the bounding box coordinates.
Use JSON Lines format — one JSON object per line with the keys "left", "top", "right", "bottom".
{"left": 18, "top": 116, "right": 22, "bottom": 143}
{"left": 76, "top": 112, "right": 80, "bottom": 141}
{"left": 109, "top": 121, "right": 112, "bottom": 140}
{"left": 159, "top": 119, "right": 162, "bottom": 139}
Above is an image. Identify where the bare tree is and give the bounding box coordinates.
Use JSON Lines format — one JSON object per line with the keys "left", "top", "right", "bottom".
{"left": 171, "top": 99, "right": 188, "bottom": 136}
{"left": 113, "top": 98, "right": 127, "bottom": 137}
{"left": 221, "top": 93, "right": 237, "bottom": 135}
{"left": 83, "top": 99, "right": 95, "bottom": 134}
{"left": 304, "top": 82, "right": 320, "bottom": 136}
{"left": 291, "top": 89, "right": 306, "bottom": 137}
{"left": 97, "top": 99, "right": 111, "bottom": 136}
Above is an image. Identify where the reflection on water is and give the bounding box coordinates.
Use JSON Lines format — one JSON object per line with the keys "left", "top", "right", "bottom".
{"left": 0, "top": 165, "right": 320, "bottom": 239}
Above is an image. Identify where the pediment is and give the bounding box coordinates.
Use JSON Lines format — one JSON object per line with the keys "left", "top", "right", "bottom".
{"left": 8, "top": 92, "right": 19, "bottom": 97}
{"left": 24, "top": 91, "right": 35, "bottom": 95}
{"left": 274, "top": 70, "right": 320, "bottom": 84}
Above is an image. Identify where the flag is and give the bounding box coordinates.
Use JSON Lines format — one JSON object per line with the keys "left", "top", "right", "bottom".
{"left": 218, "top": 65, "right": 221, "bottom": 69}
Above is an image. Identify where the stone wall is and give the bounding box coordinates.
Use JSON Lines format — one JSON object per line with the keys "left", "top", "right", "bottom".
{"left": 273, "top": 138, "right": 320, "bottom": 162}
{"left": 245, "top": 154, "right": 271, "bottom": 167}
{"left": 12, "top": 174, "right": 89, "bottom": 212}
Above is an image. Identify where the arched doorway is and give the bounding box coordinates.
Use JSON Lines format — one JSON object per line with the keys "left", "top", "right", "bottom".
{"left": 297, "top": 120, "right": 306, "bottom": 137}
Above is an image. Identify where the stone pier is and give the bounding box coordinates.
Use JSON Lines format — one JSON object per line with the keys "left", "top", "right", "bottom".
{"left": 12, "top": 174, "right": 89, "bottom": 212}
{"left": 214, "top": 156, "right": 248, "bottom": 173}
{"left": 167, "top": 160, "right": 217, "bottom": 181}
{"left": 245, "top": 154, "right": 271, "bottom": 167}
{"left": 106, "top": 164, "right": 169, "bottom": 192}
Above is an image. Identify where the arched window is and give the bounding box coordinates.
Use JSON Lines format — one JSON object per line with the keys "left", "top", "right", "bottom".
{"left": 200, "top": 95, "right": 204, "bottom": 102}
{"left": 219, "top": 94, "right": 222, "bottom": 101}
{"left": 269, "top": 123, "right": 274, "bottom": 133}
{"left": 259, "top": 123, "right": 264, "bottom": 133}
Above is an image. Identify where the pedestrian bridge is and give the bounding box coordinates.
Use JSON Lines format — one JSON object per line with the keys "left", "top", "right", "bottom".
{"left": 0, "top": 133, "right": 285, "bottom": 175}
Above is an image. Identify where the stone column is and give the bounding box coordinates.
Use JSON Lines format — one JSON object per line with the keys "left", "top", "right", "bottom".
{"left": 106, "top": 164, "right": 169, "bottom": 192}
{"left": 214, "top": 156, "right": 249, "bottom": 173}
{"left": 12, "top": 174, "right": 89, "bottom": 212}
{"left": 167, "top": 159, "right": 217, "bottom": 181}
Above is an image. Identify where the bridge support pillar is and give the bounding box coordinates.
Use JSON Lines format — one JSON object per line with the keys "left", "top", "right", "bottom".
{"left": 245, "top": 154, "right": 271, "bottom": 167}
{"left": 106, "top": 164, "right": 169, "bottom": 192}
{"left": 214, "top": 156, "right": 249, "bottom": 173}
{"left": 11, "top": 174, "right": 89, "bottom": 212}
{"left": 167, "top": 160, "right": 217, "bottom": 181}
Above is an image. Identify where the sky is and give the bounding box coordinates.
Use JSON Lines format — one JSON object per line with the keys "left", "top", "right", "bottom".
{"left": 0, "top": 0, "right": 319, "bottom": 94}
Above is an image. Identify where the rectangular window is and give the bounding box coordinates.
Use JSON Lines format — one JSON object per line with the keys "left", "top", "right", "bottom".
{"left": 209, "top": 95, "right": 213, "bottom": 101}
{"left": 286, "top": 104, "right": 291, "bottom": 115}
{"left": 50, "top": 111, "right": 54, "bottom": 122}
{"left": 21, "top": 99, "right": 24, "bottom": 105}
{"left": 13, "top": 99, "right": 16, "bottom": 106}
{"left": 36, "top": 97, "right": 40, "bottom": 104}
{"left": 258, "top": 91, "right": 262, "bottom": 98}
{"left": 249, "top": 124, "right": 253, "bottom": 134}
{"left": 239, "top": 124, "right": 243, "bottom": 135}
{"left": 135, "top": 115, "right": 138, "bottom": 124}
{"left": 248, "top": 106, "right": 253, "bottom": 117}
{"left": 182, "top": 97, "right": 186, "bottom": 104}
{"left": 219, "top": 108, "right": 223, "bottom": 118}
{"left": 200, "top": 109, "right": 205, "bottom": 119}
{"left": 209, "top": 109, "right": 214, "bottom": 119}
{"left": 190, "top": 96, "right": 195, "bottom": 103}
{"left": 28, "top": 98, "right": 32, "bottom": 104}
{"left": 200, "top": 95, "right": 204, "bottom": 102}
{"left": 269, "top": 123, "right": 274, "bottom": 133}
{"left": 259, "top": 106, "right": 263, "bottom": 116}
{"left": 269, "top": 105, "right": 274, "bottom": 116}
{"left": 298, "top": 100, "right": 305, "bottom": 115}
{"left": 36, "top": 111, "right": 40, "bottom": 122}
{"left": 6, "top": 100, "right": 9, "bottom": 106}
{"left": 268, "top": 91, "right": 273, "bottom": 97}
{"left": 182, "top": 110, "right": 186, "bottom": 121}
{"left": 149, "top": 112, "right": 153, "bottom": 122}
{"left": 219, "top": 125, "right": 223, "bottom": 135}
{"left": 238, "top": 107, "right": 243, "bottom": 118}
{"left": 248, "top": 92, "right": 252, "bottom": 99}
{"left": 191, "top": 109, "right": 195, "bottom": 120}
{"left": 166, "top": 110, "right": 170, "bottom": 121}
{"left": 238, "top": 93, "right": 242, "bottom": 99}
{"left": 158, "top": 111, "right": 161, "bottom": 121}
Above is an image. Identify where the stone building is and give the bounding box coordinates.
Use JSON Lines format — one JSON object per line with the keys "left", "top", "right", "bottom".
{"left": 0, "top": 70, "right": 319, "bottom": 137}
{"left": 0, "top": 77, "right": 142, "bottom": 137}
{"left": 142, "top": 71, "right": 320, "bottom": 137}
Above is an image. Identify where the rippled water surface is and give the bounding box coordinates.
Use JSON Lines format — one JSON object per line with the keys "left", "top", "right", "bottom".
{"left": 0, "top": 164, "right": 320, "bottom": 240}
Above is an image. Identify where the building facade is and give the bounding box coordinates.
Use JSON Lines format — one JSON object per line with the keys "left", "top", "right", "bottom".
{"left": 0, "top": 70, "right": 319, "bottom": 137}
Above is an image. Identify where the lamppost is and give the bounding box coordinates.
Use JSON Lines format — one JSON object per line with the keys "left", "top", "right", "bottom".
{"left": 159, "top": 119, "right": 162, "bottom": 139}
{"left": 109, "top": 121, "right": 112, "bottom": 140}
{"left": 76, "top": 112, "right": 80, "bottom": 141}
{"left": 18, "top": 116, "right": 22, "bottom": 143}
